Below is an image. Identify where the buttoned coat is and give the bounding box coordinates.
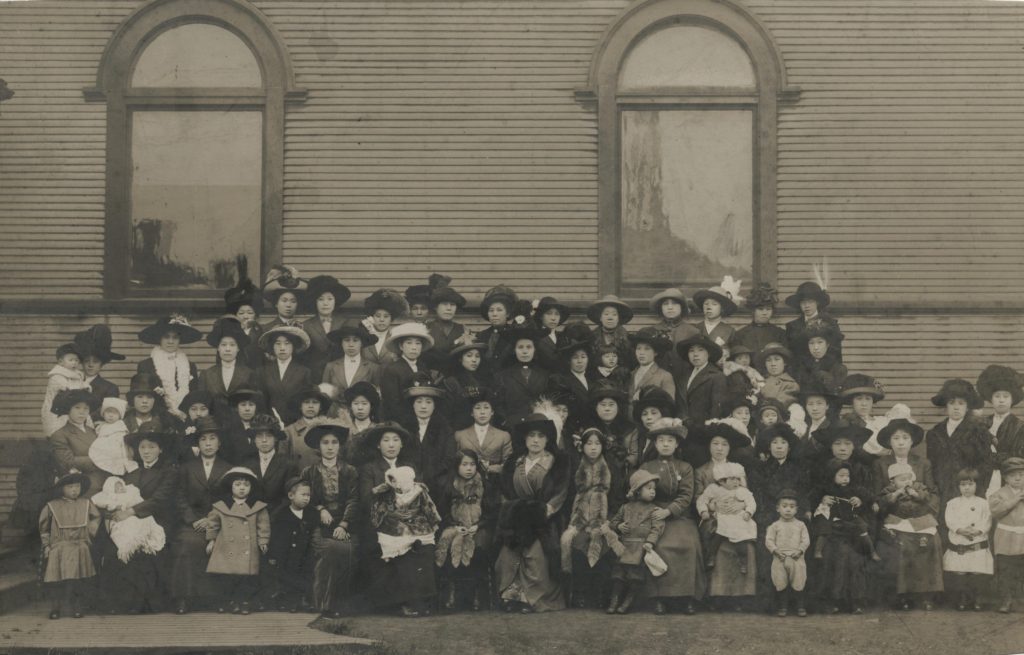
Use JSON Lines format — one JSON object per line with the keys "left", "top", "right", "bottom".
{"left": 321, "top": 357, "right": 381, "bottom": 400}
{"left": 49, "top": 423, "right": 105, "bottom": 498}
{"left": 258, "top": 359, "right": 312, "bottom": 425}
{"left": 198, "top": 363, "right": 258, "bottom": 418}
{"left": 206, "top": 499, "right": 270, "bottom": 575}
{"left": 301, "top": 313, "right": 345, "bottom": 382}
{"left": 675, "top": 364, "right": 728, "bottom": 427}
{"left": 243, "top": 452, "right": 299, "bottom": 510}
{"left": 380, "top": 358, "right": 419, "bottom": 423}
{"left": 177, "top": 456, "right": 232, "bottom": 526}
{"left": 267, "top": 504, "right": 321, "bottom": 577}
{"left": 990, "top": 412, "right": 1024, "bottom": 464}
{"left": 402, "top": 416, "right": 458, "bottom": 499}
{"left": 454, "top": 425, "right": 513, "bottom": 472}
{"left": 493, "top": 364, "right": 551, "bottom": 428}
{"left": 628, "top": 362, "right": 676, "bottom": 404}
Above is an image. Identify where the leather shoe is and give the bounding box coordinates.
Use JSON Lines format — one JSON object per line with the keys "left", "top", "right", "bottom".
{"left": 399, "top": 604, "right": 420, "bottom": 618}
{"left": 684, "top": 601, "right": 696, "bottom": 615}
{"left": 653, "top": 600, "right": 667, "bottom": 615}
{"left": 175, "top": 599, "right": 188, "bottom": 615}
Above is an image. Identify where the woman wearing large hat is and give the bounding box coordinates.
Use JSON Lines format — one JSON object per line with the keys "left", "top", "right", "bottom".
{"left": 73, "top": 324, "right": 124, "bottom": 407}
{"left": 675, "top": 334, "right": 729, "bottom": 428}
{"left": 925, "top": 378, "right": 994, "bottom": 503}
{"left": 731, "top": 283, "right": 787, "bottom": 356}
{"left": 423, "top": 276, "right": 469, "bottom": 370}
{"left": 977, "top": 364, "right": 1024, "bottom": 464}
{"left": 256, "top": 325, "right": 313, "bottom": 426}
{"left": 136, "top": 314, "right": 202, "bottom": 420}
{"left": 298, "top": 416, "right": 359, "bottom": 618}
{"left": 362, "top": 288, "right": 409, "bottom": 367}
{"left": 123, "top": 373, "right": 178, "bottom": 435}
{"left": 475, "top": 284, "right": 518, "bottom": 376}
{"left": 587, "top": 294, "right": 634, "bottom": 369}
{"left": 441, "top": 340, "right": 489, "bottom": 431}
{"left": 793, "top": 317, "right": 847, "bottom": 392}
{"left": 300, "top": 275, "right": 351, "bottom": 381}
{"left": 321, "top": 320, "right": 381, "bottom": 407}
{"left": 784, "top": 280, "right": 842, "bottom": 365}
{"left": 261, "top": 264, "right": 308, "bottom": 331}
{"left": 198, "top": 317, "right": 258, "bottom": 419}
{"left": 530, "top": 296, "right": 570, "bottom": 373}
{"left": 633, "top": 386, "right": 677, "bottom": 464}
{"left": 378, "top": 322, "right": 435, "bottom": 423}
{"left": 649, "top": 287, "right": 699, "bottom": 378}
{"left": 494, "top": 413, "right": 571, "bottom": 613}
{"left": 400, "top": 374, "right": 456, "bottom": 499}
{"left": 628, "top": 327, "right": 676, "bottom": 402}
{"left": 48, "top": 388, "right": 104, "bottom": 499}
{"left": 492, "top": 319, "right": 551, "bottom": 428}
{"left": 280, "top": 385, "right": 332, "bottom": 469}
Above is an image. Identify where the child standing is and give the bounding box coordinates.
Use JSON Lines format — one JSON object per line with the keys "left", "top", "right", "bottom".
{"left": 607, "top": 469, "right": 666, "bottom": 615}
{"left": 267, "top": 477, "right": 322, "bottom": 612}
{"left": 435, "top": 450, "right": 495, "bottom": 611}
{"left": 697, "top": 462, "right": 757, "bottom": 577}
{"left": 561, "top": 428, "right": 615, "bottom": 608}
{"left": 88, "top": 397, "right": 136, "bottom": 476}
{"left": 42, "top": 342, "right": 87, "bottom": 436}
{"left": 205, "top": 467, "right": 271, "bottom": 614}
{"left": 764, "top": 489, "right": 810, "bottom": 617}
{"left": 943, "top": 468, "right": 993, "bottom": 611}
{"left": 39, "top": 472, "right": 100, "bottom": 619}
{"left": 989, "top": 457, "right": 1024, "bottom": 613}
{"left": 876, "top": 462, "right": 943, "bottom": 610}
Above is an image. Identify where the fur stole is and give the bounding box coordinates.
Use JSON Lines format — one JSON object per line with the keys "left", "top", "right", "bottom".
{"left": 435, "top": 473, "right": 484, "bottom": 568}
{"left": 149, "top": 346, "right": 193, "bottom": 414}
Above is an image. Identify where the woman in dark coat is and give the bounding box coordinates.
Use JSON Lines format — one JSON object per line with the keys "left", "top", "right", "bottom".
{"left": 495, "top": 413, "right": 570, "bottom": 613}
{"left": 300, "top": 275, "right": 351, "bottom": 382}
{"left": 639, "top": 421, "right": 705, "bottom": 614}
{"left": 493, "top": 323, "right": 551, "bottom": 429}
{"left": 475, "top": 285, "right": 518, "bottom": 382}
{"left": 400, "top": 375, "right": 457, "bottom": 500}
{"left": 674, "top": 335, "right": 728, "bottom": 428}
{"left": 135, "top": 316, "right": 202, "bottom": 422}
{"left": 198, "top": 317, "right": 258, "bottom": 419}
{"left": 169, "top": 417, "right": 231, "bottom": 614}
{"left": 443, "top": 341, "right": 490, "bottom": 431}
{"left": 924, "top": 379, "right": 995, "bottom": 503}
{"left": 257, "top": 325, "right": 313, "bottom": 426}
{"left": 300, "top": 421, "right": 359, "bottom": 617}
{"left": 101, "top": 431, "right": 176, "bottom": 613}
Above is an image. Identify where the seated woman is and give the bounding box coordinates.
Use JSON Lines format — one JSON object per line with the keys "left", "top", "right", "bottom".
{"left": 300, "top": 421, "right": 359, "bottom": 618}
{"left": 100, "top": 430, "right": 176, "bottom": 614}
{"left": 495, "top": 413, "right": 571, "bottom": 613}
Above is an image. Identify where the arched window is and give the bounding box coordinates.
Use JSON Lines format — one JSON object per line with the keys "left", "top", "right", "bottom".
{"left": 86, "top": 0, "right": 305, "bottom": 298}
{"left": 582, "top": 0, "right": 797, "bottom": 297}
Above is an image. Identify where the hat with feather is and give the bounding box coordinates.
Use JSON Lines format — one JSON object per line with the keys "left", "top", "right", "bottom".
{"left": 138, "top": 314, "right": 203, "bottom": 345}
{"left": 838, "top": 373, "right": 885, "bottom": 403}
{"left": 428, "top": 274, "right": 467, "bottom": 309}
{"left": 73, "top": 324, "right": 125, "bottom": 363}
{"left": 262, "top": 264, "right": 308, "bottom": 304}
{"left": 224, "top": 275, "right": 261, "bottom": 315}
{"left": 796, "top": 317, "right": 844, "bottom": 345}
{"left": 693, "top": 276, "right": 743, "bottom": 317}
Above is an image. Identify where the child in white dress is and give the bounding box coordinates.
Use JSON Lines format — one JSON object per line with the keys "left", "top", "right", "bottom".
{"left": 943, "top": 468, "right": 993, "bottom": 611}
{"left": 698, "top": 462, "right": 757, "bottom": 574}
{"left": 91, "top": 477, "right": 166, "bottom": 563}
{"left": 88, "top": 398, "right": 137, "bottom": 476}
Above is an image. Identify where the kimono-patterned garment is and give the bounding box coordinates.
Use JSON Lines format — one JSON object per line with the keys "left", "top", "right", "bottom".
{"left": 370, "top": 482, "right": 441, "bottom": 558}
{"left": 639, "top": 456, "right": 705, "bottom": 599}
{"left": 943, "top": 495, "right": 993, "bottom": 574}
{"left": 563, "top": 456, "right": 612, "bottom": 568}
{"left": 609, "top": 499, "right": 665, "bottom": 566}
{"left": 435, "top": 473, "right": 486, "bottom": 568}
{"left": 206, "top": 499, "right": 271, "bottom": 575}
{"left": 924, "top": 417, "right": 995, "bottom": 502}
{"left": 39, "top": 497, "right": 101, "bottom": 582}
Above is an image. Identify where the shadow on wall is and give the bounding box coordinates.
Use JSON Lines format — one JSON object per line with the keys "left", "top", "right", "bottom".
{"left": 131, "top": 218, "right": 238, "bottom": 289}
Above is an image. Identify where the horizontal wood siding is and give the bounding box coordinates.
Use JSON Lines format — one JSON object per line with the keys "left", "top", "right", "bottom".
{"left": 0, "top": 312, "right": 1020, "bottom": 442}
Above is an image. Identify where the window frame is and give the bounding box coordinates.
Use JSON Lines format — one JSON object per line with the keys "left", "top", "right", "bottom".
{"left": 85, "top": 0, "right": 306, "bottom": 300}
{"left": 579, "top": 0, "right": 798, "bottom": 298}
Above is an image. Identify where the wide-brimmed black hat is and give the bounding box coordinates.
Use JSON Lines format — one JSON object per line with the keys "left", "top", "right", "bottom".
{"left": 306, "top": 275, "right": 351, "bottom": 312}
{"left": 50, "top": 388, "right": 100, "bottom": 416}
{"left": 224, "top": 277, "right": 261, "bottom": 315}
{"left": 586, "top": 295, "right": 634, "bottom": 325}
{"left": 797, "top": 375, "right": 839, "bottom": 402}
{"left": 511, "top": 413, "right": 558, "bottom": 449}
{"left": 344, "top": 380, "right": 381, "bottom": 407}
{"left": 633, "top": 386, "right": 676, "bottom": 423}
{"left": 125, "top": 373, "right": 162, "bottom": 402}
{"left": 246, "top": 413, "right": 286, "bottom": 441}
{"left": 534, "top": 297, "right": 571, "bottom": 325}
{"left": 479, "top": 284, "right": 518, "bottom": 320}
{"left": 692, "top": 420, "right": 751, "bottom": 451}
{"left": 228, "top": 387, "right": 264, "bottom": 407}
{"left": 138, "top": 315, "right": 203, "bottom": 345}
{"left": 358, "top": 421, "right": 412, "bottom": 459}
{"left": 365, "top": 288, "right": 409, "bottom": 319}
{"left": 55, "top": 342, "right": 83, "bottom": 361}
{"left": 721, "top": 393, "right": 755, "bottom": 417}
{"left": 816, "top": 422, "right": 872, "bottom": 449}
{"left": 73, "top": 324, "right": 125, "bottom": 363}
{"left": 693, "top": 285, "right": 738, "bottom": 317}
{"left": 53, "top": 472, "right": 91, "bottom": 495}
{"left": 262, "top": 265, "right": 308, "bottom": 304}
{"left": 745, "top": 283, "right": 779, "bottom": 310}
{"left": 405, "top": 284, "right": 432, "bottom": 307}
{"left": 931, "top": 378, "right": 983, "bottom": 410}
{"left": 259, "top": 325, "right": 311, "bottom": 354}
{"left": 977, "top": 365, "right": 1024, "bottom": 407}
{"left": 303, "top": 417, "right": 351, "bottom": 451}
{"left": 556, "top": 322, "right": 595, "bottom": 357}
{"left": 430, "top": 284, "right": 467, "bottom": 309}
{"left": 326, "top": 320, "right": 378, "bottom": 347}
{"left": 630, "top": 327, "right": 672, "bottom": 354}
{"left": 289, "top": 385, "right": 331, "bottom": 416}
{"left": 785, "top": 281, "right": 831, "bottom": 311}
{"left": 126, "top": 430, "right": 172, "bottom": 452}
{"left": 756, "top": 423, "right": 799, "bottom": 454}
{"left": 589, "top": 381, "right": 628, "bottom": 407}
{"left": 675, "top": 334, "right": 723, "bottom": 365}
{"left": 499, "top": 320, "right": 547, "bottom": 345}
{"left": 876, "top": 418, "right": 924, "bottom": 449}
{"left": 178, "top": 389, "right": 214, "bottom": 414}
{"left": 838, "top": 373, "right": 885, "bottom": 403}
{"left": 449, "top": 340, "right": 487, "bottom": 364}
{"left": 206, "top": 316, "right": 250, "bottom": 349}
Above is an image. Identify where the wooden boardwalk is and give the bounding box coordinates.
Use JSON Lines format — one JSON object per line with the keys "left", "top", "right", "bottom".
{"left": 0, "top": 604, "right": 379, "bottom": 654}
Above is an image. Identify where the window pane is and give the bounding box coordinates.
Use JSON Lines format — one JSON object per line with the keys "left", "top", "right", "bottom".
{"left": 621, "top": 109, "right": 753, "bottom": 289}
{"left": 130, "top": 110, "right": 261, "bottom": 291}
{"left": 132, "top": 23, "right": 262, "bottom": 87}
{"left": 619, "top": 25, "right": 755, "bottom": 91}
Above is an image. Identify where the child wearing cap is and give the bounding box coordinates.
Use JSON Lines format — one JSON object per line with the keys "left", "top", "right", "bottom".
{"left": 757, "top": 342, "right": 799, "bottom": 408}
{"left": 924, "top": 379, "right": 995, "bottom": 504}
{"left": 989, "top": 457, "right": 1024, "bottom": 613}
{"left": 942, "top": 468, "right": 992, "bottom": 611}
{"left": 697, "top": 462, "right": 757, "bottom": 580}
{"left": 764, "top": 489, "right": 810, "bottom": 617}
{"left": 877, "top": 461, "right": 943, "bottom": 610}
{"left": 267, "top": 477, "right": 321, "bottom": 613}
{"left": 43, "top": 342, "right": 87, "bottom": 437}
{"left": 88, "top": 397, "right": 136, "bottom": 476}
{"left": 607, "top": 469, "right": 666, "bottom": 615}
{"left": 39, "top": 472, "right": 101, "bottom": 619}
{"left": 205, "top": 467, "right": 271, "bottom": 615}
{"left": 732, "top": 283, "right": 787, "bottom": 356}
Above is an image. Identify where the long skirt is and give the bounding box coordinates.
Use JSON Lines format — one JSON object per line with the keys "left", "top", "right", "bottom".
{"left": 312, "top": 537, "right": 358, "bottom": 612}
{"left": 365, "top": 544, "right": 436, "bottom": 608}
{"left": 817, "top": 536, "right": 867, "bottom": 603}
{"left": 708, "top": 540, "right": 756, "bottom": 598}
{"left": 887, "top": 530, "right": 944, "bottom": 594}
{"left": 44, "top": 539, "right": 95, "bottom": 582}
{"left": 169, "top": 528, "right": 216, "bottom": 600}
{"left": 495, "top": 541, "right": 565, "bottom": 612}
{"left": 646, "top": 517, "right": 705, "bottom": 600}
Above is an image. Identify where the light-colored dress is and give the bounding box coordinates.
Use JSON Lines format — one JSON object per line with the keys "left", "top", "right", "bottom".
{"left": 697, "top": 483, "right": 757, "bottom": 542}
{"left": 39, "top": 497, "right": 100, "bottom": 582}
{"left": 943, "top": 495, "right": 993, "bottom": 574}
